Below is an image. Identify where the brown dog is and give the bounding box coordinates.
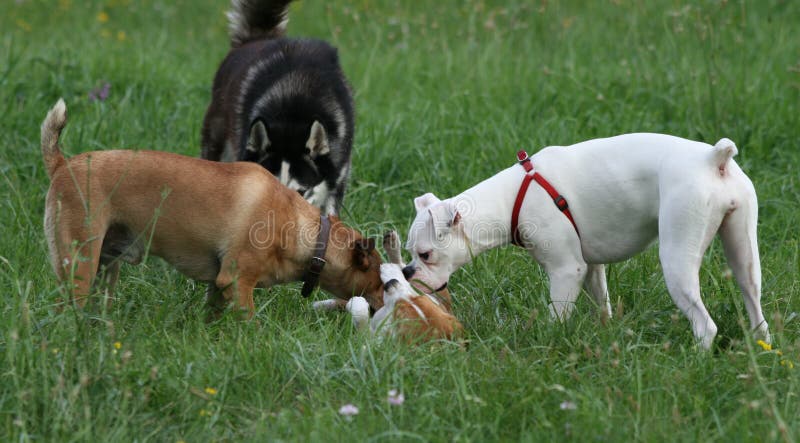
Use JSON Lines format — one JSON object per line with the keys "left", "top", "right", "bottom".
{"left": 40, "top": 99, "right": 383, "bottom": 316}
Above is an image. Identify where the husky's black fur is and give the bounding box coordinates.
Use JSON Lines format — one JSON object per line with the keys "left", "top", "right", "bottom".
{"left": 201, "top": 0, "right": 354, "bottom": 214}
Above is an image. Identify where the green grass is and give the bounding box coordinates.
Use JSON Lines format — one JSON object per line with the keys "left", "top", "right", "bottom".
{"left": 2, "top": 0, "right": 799, "bottom": 441}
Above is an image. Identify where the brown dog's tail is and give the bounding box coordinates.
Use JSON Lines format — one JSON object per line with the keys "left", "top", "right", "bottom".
{"left": 227, "top": 0, "right": 294, "bottom": 47}
{"left": 41, "top": 98, "right": 67, "bottom": 179}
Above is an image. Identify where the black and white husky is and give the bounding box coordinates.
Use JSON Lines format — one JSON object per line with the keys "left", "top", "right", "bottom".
{"left": 201, "top": 0, "right": 354, "bottom": 215}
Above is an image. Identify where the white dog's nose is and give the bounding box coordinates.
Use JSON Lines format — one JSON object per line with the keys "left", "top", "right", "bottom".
{"left": 402, "top": 265, "right": 415, "bottom": 279}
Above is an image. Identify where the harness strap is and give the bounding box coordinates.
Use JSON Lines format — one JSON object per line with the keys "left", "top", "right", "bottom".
{"left": 511, "top": 150, "right": 579, "bottom": 247}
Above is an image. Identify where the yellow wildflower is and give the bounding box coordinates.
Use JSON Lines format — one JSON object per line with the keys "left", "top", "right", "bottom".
{"left": 114, "top": 341, "right": 122, "bottom": 349}
{"left": 204, "top": 387, "right": 218, "bottom": 396}
{"left": 756, "top": 340, "right": 772, "bottom": 351}
{"left": 199, "top": 409, "right": 210, "bottom": 417}
{"left": 781, "top": 360, "right": 795, "bottom": 369}
{"left": 101, "top": 29, "right": 111, "bottom": 39}
{"left": 16, "top": 19, "right": 32, "bottom": 32}
{"left": 59, "top": 0, "right": 72, "bottom": 11}
{"left": 116, "top": 31, "right": 127, "bottom": 41}
{"left": 97, "top": 11, "right": 109, "bottom": 23}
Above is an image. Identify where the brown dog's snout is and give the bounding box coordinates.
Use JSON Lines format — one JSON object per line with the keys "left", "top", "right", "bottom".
{"left": 402, "top": 265, "right": 415, "bottom": 279}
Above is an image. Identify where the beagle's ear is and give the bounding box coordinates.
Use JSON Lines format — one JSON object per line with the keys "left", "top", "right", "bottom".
{"left": 306, "top": 121, "right": 330, "bottom": 157}
{"left": 246, "top": 119, "right": 270, "bottom": 153}
{"left": 414, "top": 193, "right": 441, "bottom": 212}
{"left": 352, "top": 237, "right": 377, "bottom": 270}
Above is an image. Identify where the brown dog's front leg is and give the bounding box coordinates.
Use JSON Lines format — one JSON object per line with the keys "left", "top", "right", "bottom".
{"left": 205, "top": 283, "right": 227, "bottom": 322}
{"left": 94, "top": 260, "right": 121, "bottom": 309}
{"left": 214, "top": 260, "right": 257, "bottom": 320}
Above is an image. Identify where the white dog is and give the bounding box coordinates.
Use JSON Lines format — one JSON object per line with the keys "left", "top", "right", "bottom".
{"left": 403, "top": 133, "right": 769, "bottom": 349}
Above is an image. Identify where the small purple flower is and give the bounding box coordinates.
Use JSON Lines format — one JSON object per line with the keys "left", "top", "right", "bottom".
{"left": 338, "top": 404, "right": 359, "bottom": 417}
{"left": 88, "top": 82, "right": 111, "bottom": 102}
{"left": 387, "top": 389, "right": 405, "bottom": 406}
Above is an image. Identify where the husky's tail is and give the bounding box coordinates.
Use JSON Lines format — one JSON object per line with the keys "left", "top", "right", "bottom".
{"left": 710, "top": 138, "right": 738, "bottom": 176}
{"left": 227, "top": 0, "right": 294, "bottom": 47}
{"left": 41, "top": 98, "right": 67, "bottom": 179}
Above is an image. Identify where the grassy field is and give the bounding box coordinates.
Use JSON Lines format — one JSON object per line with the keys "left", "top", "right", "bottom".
{"left": 2, "top": 0, "right": 799, "bottom": 441}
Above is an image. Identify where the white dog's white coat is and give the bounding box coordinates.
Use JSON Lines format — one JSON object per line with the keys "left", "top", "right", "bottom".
{"left": 404, "top": 133, "right": 769, "bottom": 349}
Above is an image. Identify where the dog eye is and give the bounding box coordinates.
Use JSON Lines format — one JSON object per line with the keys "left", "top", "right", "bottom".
{"left": 418, "top": 251, "right": 431, "bottom": 261}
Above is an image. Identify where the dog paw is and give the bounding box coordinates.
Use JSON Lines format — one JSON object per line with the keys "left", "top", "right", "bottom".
{"left": 312, "top": 298, "right": 347, "bottom": 311}
{"left": 383, "top": 230, "right": 404, "bottom": 265}
{"left": 753, "top": 322, "right": 771, "bottom": 344}
{"left": 346, "top": 296, "right": 370, "bottom": 329}
{"left": 384, "top": 279, "right": 400, "bottom": 291}
{"left": 380, "top": 263, "right": 405, "bottom": 284}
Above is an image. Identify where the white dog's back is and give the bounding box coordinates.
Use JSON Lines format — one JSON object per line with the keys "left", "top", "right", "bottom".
{"left": 528, "top": 133, "right": 750, "bottom": 263}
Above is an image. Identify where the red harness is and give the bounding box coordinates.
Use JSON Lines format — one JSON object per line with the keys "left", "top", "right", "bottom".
{"left": 511, "top": 150, "right": 579, "bottom": 246}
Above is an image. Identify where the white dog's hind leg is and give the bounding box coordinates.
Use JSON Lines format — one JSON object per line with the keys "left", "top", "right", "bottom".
{"left": 658, "top": 191, "right": 721, "bottom": 349}
{"left": 584, "top": 264, "right": 612, "bottom": 320}
{"left": 719, "top": 187, "right": 770, "bottom": 343}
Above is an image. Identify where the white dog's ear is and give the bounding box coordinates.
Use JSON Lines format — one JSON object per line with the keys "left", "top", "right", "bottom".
{"left": 428, "top": 201, "right": 461, "bottom": 232}
{"left": 414, "top": 193, "right": 441, "bottom": 212}
{"left": 246, "top": 120, "right": 270, "bottom": 152}
{"left": 306, "top": 121, "right": 330, "bottom": 157}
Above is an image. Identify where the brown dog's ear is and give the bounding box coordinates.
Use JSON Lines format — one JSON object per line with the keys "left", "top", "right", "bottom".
{"left": 353, "top": 238, "right": 377, "bottom": 270}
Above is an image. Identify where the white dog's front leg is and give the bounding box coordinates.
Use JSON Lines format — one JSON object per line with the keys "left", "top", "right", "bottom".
{"left": 584, "top": 264, "right": 612, "bottom": 320}
{"left": 546, "top": 262, "right": 588, "bottom": 320}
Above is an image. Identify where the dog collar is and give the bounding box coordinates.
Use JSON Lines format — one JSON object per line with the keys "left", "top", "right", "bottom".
{"left": 301, "top": 215, "right": 331, "bottom": 297}
{"left": 511, "top": 150, "right": 579, "bottom": 246}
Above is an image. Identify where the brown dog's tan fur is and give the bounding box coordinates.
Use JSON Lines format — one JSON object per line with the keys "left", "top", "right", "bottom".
{"left": 41, "top": 99, "right": 383, "bottom": 316}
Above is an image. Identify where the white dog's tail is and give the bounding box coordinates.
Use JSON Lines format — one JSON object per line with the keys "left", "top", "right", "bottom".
{"left": 711, "top": 138, "right": 738, "bottom": 175}
{"left": 227, "top": 0, "right": 294, "bottom": 47}
{"left": 41, "top": 98, "right": 67, "bottom": 179}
